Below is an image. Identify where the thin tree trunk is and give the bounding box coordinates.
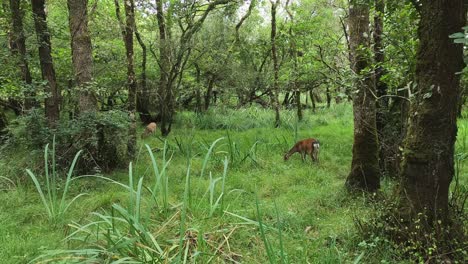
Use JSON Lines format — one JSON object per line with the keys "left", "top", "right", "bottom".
{"left": 270, "top": 0, "right": 281, "bottom": 128}
{"left": 310, "top": 89, "right": 316, "bottom": 112}
{"left": 326, "top": 86, "right": 331, "bottom": 108}
{"left": 0, "top": 109, "right": 7, "bottom": 139}
{"left": 286, "top": 0, "right": 301, "bottom": 121}
{"left": 31, "top": 0, "right": 60, "bottom": 127}
{"left": 67, "top": 0, "right": 97, "bottom": 113}
{"left": 124, "top": 0, "right": 137, "bottom": 158}
{"left": 155, "top": 0, "right": 171, "bottom": 136}
{"left": 399, "top": 0, "right": 465, "bottom": 224}
{"left": 10, "top": 0, "right": 35, "bottom": 111}
{"left": 204, "top": 77, "right": 214, "bottom": 111}
{"left": 283, "top": 92, "right": 290, "bottom": 106}
{"left": 134, "top": 20, "right": 151, "bottom": 123}
{"left": 195, "top": 63, "right": 202, "bottom": 113}
{"left": 295, "top": 91, "right": 302, "bottom": 120}
{"left": 4, "top": 0, "right": 23, "bottom": 117}
{"left": 345, "top": 1, "right": 380, "bottom": 192}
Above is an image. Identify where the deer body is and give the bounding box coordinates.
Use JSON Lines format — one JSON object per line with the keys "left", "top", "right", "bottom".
{"left": 141, "top": 122, "right": 157, "bottom": 138}
{"left": 284, "top": 138, "right": 320, "bottom": 162}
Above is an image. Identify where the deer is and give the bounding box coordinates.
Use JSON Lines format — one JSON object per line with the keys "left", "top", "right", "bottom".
{"left": 141, "top": 122, "right": 157, "bottom": 138}
{"left": 284, "top": 138, "right": 320, "bottom": 162}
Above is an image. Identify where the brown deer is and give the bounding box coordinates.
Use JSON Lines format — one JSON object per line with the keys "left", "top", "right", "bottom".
{"left": 141, "top": 122, "right": 157, "bottom": 138}
{"left": 284, "top": 138, "right": 320, "bottom": 162}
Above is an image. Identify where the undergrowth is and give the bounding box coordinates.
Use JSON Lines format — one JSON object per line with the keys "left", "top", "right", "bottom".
{"left": 0, "top": 104, "right": 466, "bottom": 263}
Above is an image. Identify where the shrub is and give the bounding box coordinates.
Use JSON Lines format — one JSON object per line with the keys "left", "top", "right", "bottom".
{"left": 6, "top": 110, "right": 129, "bottom": 173}
{"left": 355, "top": 192, "right": 467, "bottom": 263}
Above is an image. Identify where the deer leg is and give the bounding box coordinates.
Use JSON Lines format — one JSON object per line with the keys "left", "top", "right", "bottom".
{"left": 313, "top": 149, "right": 319, "bottom": 163}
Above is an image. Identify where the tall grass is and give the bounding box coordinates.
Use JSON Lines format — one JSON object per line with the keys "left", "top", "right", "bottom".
{"left": 26, "top": 137, "right": 86, "bottom": 223}
{"left": 32, "top": 162, "right": 166, "bottom": 263}
{"left": 31, "top": 138, "right": 254, "bottom": 263}
{"left": 146, "top": 142, "right": 172, "bottom": 212}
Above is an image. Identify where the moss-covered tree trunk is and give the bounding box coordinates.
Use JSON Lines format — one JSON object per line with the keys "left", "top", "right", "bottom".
{"left": 345, "top": 1, "right": 380, "bottom": 192}
{"left": 31, "top": 0, "right": 60, "bottom": 127}
{"left": 399, "top": 0, "right": 465, "bottom": 223}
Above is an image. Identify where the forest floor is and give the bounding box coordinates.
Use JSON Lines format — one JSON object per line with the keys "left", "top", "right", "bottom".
{"left": 0, "top": 104, "right": 466, "bottom": 263}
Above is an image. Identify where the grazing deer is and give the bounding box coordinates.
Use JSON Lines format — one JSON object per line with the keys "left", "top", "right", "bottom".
{"left": 141, "top": 122, "right": 157, "bottom": 138}
{"left": 284, "top": 138, "right": 320, "bottom": 162}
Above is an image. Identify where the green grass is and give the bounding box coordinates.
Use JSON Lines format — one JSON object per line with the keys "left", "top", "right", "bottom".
{"left": 0, "top": 103, "right": 466, "bottom": 263}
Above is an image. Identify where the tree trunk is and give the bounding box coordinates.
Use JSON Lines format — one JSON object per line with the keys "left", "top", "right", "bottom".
{"left": 326, "top": 86, "right": 331, "bottom": 108}
{"left": 345, "top": 1, "right": 380, "bottom": 192}
{"left": 31, "top": 0, "right": 60, "bottom": 127}
{"left": 283, "top": 92, "right": 290, "bottom": 106}
{"left": 285, "top": 1, "right": 301, "bottom": 121}
{"left": 135, "top": 20, "right": 151, "bottom": 124}
{"left": 270, "top": 0, "right": 281, "bottom": 128}
{"left": 399, "top": 0, "right": 465, "bottom": 224}
{"left": 0, "top": 109, "right": 7, "bottom": 140}
{"left": 295, "top": 91, "right": 302, "bottom": 121}
{"left": 310, "top": 89, "right": 316, "bottom": 112}
{"left": 124, "top": 0, "right": 137, "bottom": 158}
{"left": 10, "top": 0, "right": 35, "bottom": 111}
{"left": 155, "top": 0, "right": 172, "bottom": 136}
{"left": 67, "top": 0, "right": 97, "bottom": 113}
{"left": 373, "top": 0, "right": 388, "bottom": 174}
{"left": 204, "top": 77, "right": 214, "bottom": 111}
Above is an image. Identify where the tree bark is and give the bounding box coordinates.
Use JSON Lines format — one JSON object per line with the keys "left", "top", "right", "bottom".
{"left": 204, "top": 77, "right": 215, "bottom": 111}
{"left": 124, "top": 0, "right": 137, "bottom": 158}
{"left": 67, "top": 0, "right": 97, "bottom": 113}
{"left": 134, "top": 21, "right": 151, "bottom": 124}
{"left": 285, "top": 0, "right": 301, "bottom": 121}
{"left": 373, "top": 0, "right": 388, "bottom": 174}
{"left": 31, "top": 0, "right": 60, "bottom": 127}
{"left": 283, "top": 92, "right": 290, "bottom": 106}
{"left": 399, "top": 0, "right": 466, "bottom": 224}
{"left": 345, "top": 1, "right": 380, "bottom": 192}
{"left": 10, "top": 0, "right": 35, "bottom": 111}
{"left": 155, "top": 0, "right": 172, "bottom": 136}
{"left": 270, "top": 0, "right": 281, "bottom": 128}
{"left": 310, "top": 89, "right": 316, "bottom": 112}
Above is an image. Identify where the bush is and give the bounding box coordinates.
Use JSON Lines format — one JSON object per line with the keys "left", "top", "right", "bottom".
{"left": 6, "top": 110, "right": 130, "bottom": 173}
{"left": 355, "top": 192, "right": 467, "bottom": 263}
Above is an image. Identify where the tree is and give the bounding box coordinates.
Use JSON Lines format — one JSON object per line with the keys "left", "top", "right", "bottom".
{"left": 134, "top": 14, "right": 150, "bottom": 124}
{"left": 373, "top": 0, "right": 387, "bottom": 173}
{"left": 9, "top": 0, "right": 35, "bottom": 111}
{"left": 345, "top": 0, "right": 380, "bottom": 192}
{"left": 67, "top": 0, "right": 97, "bottom": 113}
{"left": 155, "top": 0, "right": 234, "bottom": 136}
{"left": 113, "top": 0, "right": 137, "bottom": 157}
{"left": 399, "top": 0, "right": 466, "bottom": 225}
{"left": 155, "top": 0, "right": 171, "bottom": 136}
{"left": 270, "top": 0, "right": 281, "bottom": 128}
{"left": 285, "top": 0, "right": 302, "bottom": 121}
{"left": 124, "top": 0, "right": 137, "bottom": 157}
{"left": 31, "top": 0, "right": 60, "bottom": 127}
